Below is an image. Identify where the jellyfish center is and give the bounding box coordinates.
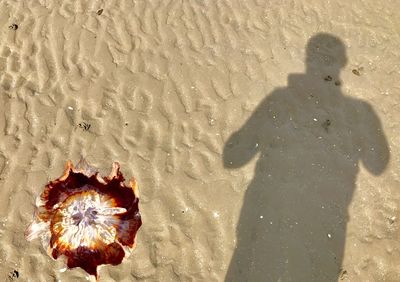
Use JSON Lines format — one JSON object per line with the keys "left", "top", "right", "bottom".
{"left": 71, "top": 206, "right": 98, "bottom": 226}
{"left": 52, "top": 191, "right": 127, "bottom": 249}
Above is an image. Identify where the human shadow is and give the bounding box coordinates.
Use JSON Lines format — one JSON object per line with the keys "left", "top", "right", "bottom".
{"left": 223, "top": 33, "right": 390, "bottom": 282}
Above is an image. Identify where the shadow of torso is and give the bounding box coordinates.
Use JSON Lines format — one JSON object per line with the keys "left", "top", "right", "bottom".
{"left": 224, "top": 74, "right": 389, "bottom": 282}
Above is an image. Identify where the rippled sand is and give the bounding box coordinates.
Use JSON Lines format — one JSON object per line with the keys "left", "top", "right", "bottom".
{"left": 0, "top": 1, "right": 399, "bottom": 281}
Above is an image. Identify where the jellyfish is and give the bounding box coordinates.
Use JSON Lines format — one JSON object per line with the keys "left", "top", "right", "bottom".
{"left": 25, "top": 159, "right": 142, "bottom": 280}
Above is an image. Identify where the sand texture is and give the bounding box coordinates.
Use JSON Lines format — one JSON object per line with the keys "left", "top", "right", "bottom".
{"left": 0, "top": 0, "right": 400, "bottom": 281}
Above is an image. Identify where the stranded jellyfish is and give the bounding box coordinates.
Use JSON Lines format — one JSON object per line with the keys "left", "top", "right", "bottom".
{"left": 25, "top": 159, "right": 142, "bottom": 280}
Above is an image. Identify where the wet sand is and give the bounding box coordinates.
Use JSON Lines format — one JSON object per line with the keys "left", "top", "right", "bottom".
{"left": 0, "top": 1, "right": 399, "bottom": 281}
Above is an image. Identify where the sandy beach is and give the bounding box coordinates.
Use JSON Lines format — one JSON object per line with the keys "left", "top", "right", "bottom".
{"left": 0, "top": 1, "right": 400, "bottom": 281}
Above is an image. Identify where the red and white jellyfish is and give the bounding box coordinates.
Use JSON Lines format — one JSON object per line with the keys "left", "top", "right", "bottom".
{"left": 25, "top": 159, "right": 142, "bottom": 280}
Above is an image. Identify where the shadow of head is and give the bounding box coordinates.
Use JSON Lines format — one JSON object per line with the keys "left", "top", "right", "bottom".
{"left": 306, "top": 33, "right": 347, "bottom": 75}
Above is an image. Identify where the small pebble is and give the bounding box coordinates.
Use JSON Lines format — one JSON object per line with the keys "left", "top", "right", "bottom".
{"left": 322, "top": 119, "right": 331, "bottom": 131}
{"left": 339, "top": 269, "right": 348, "bottom": 279}
{"left": 8, "top": 24, "right": 18, "bottom": 30}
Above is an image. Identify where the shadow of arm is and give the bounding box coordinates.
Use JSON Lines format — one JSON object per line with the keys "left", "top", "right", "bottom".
{"left": 360, "top": 103, "right": 390, "bottom": 175}
{"left": 223, "top": 101, "right": 269, "bottom": 169}
{"left": 223, "top": 129, "right": 259, "bottom": 169}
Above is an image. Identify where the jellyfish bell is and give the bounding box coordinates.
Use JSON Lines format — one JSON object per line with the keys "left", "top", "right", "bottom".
{"left": 25, "top": 159, "right": 142, "bottom": 280}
